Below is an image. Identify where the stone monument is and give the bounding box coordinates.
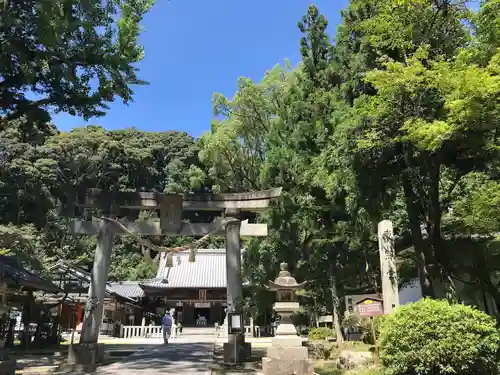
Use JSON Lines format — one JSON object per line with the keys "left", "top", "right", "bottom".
{"left": 378, "top": 220, "right": 400, "bottom": 314}
{"left": 261, "top": 263, "right": 313, "bottom": 375}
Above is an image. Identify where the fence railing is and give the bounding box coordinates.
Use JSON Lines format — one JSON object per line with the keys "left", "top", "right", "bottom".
{"left": 120, "top": 325, "right": 263, "bottom": 339}
{"left": 216, "top": 325, "right": 263, "bottom": 338}
{"left": 120, "top": 325, "right": 172, "bottom": 339}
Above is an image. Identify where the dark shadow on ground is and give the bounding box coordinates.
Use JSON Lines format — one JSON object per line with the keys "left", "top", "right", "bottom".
{"left": 212, "top": 344, "right": 265, "bottom": 373}
{"left": 13, "top": 343, "right": 161, "bottom": 371}
{"left": 94, "top": 343, "right": 213, "bottom": 374}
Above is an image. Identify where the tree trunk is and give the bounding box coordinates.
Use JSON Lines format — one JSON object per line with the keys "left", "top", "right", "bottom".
{"left": 427, "top": 156, "right": 450, "bottom": 299}
{"left": 402, "top": 174, "right": 435, "bottom": 298}
{"left": 313, "top": 297, "right": 319, "bottom": 328}
{"left": 473, "top": 247, "right": 500, "bottom": 321}
{"left": 328, "top": 266, "right": 343, "bottom": 344}
{"left": 21, "top": 291, "right": 34, "bottom": 348}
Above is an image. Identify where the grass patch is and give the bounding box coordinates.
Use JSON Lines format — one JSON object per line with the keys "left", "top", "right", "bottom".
{"left": 315, "top": 360, "right": 381, "bottom": 375}
{"left": 338, "top": 342, "right": 373, "bottom": 352}
{"left": 308, "top": 340, "right": 374, "bottom": 362}
{"left": 315, "top": 360, "right": 342, "bottom": 375}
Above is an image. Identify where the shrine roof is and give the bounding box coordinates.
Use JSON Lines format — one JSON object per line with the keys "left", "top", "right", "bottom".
{"left": 144, "top": 249, "right": 227, "bottom": 289}
{"left": 109, "top": 281, "right": 145, "bottom": 299}
{"left": 0, "top": 256, "right": 60, "bottom": 293}
{"left": 48, "top": 261, "right": 138, "bottom": 303}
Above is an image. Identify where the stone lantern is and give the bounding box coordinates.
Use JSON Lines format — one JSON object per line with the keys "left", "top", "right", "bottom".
{"left": 262, "top": 262, "right": 313, "bottom": 375}
{"left": 268, "top": 262, "right": 306, "bottom": 337}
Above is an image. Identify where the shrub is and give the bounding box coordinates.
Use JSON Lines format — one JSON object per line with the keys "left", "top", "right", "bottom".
{"left": 307, "top": 341, "right": 336, "bottom": 359}
{"left": 378, "top": 298, "right": 500, "bottom": 375}
{"left": 342, "top": 313, "right": 387, "bottom": 344}
{"left": 308, "top": 327, "right": 335, "bottom": 340}
{"left": 365, "top": 315, "right": 387, "bottom": 344}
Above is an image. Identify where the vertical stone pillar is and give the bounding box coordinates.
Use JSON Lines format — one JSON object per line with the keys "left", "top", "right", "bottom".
{"left": 80, "top": 217, "right": 115, "bottom": 344}
{"left": 223, "top": 209, "right": 250, "bottom": 362}
{"left": 225, "top": 215, "right": 243, "bottom": 316}
{"left": 378, "top": 220, "right": 400, "bottom": 314}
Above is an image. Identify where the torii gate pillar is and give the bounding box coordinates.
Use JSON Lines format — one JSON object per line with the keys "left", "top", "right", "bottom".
{"left": 222, "top": 208, "right": 251, "bottom": 362}
{"left": 225, "top": 209, "right": 243, "bottom": 317}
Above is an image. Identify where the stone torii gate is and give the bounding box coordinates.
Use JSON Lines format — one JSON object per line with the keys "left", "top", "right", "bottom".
{"left": 67, "top": 188, "right": 282, "bottom": 366}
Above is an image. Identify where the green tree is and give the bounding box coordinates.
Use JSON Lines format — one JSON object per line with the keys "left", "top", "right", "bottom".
{"left": 200, "top": 5, "right": 385, "bottom": 339}
{"left": 312, "top": 0, "right": 500, "bottom": 302}
{"left": 0, "top": 124, "right": 211, "bottom": 279}
{"left": 0, "top": 0, "right": 155, "bottom": 128}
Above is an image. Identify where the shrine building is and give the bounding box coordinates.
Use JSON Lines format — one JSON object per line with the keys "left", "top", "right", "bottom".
{"left": 137, "top": 248, "right": 228, "bottom": 326}
{"left": 47, "top": 248, "right": 230, "bottom": 328}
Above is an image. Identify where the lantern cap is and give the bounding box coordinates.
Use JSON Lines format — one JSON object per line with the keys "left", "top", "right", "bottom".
{"left": 267, "top": 262, "right": 307, "bottom": 291}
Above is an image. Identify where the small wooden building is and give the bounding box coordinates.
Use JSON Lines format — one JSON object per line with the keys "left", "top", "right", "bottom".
{"left": 48, "top": 261, "right": 144, "bottom": 332}
{"left": 0, "top": 255, "right": 60, "bottom": 304}
{"left": 0, "top": 255, "right": 61, "bottom": 346}
{"left": 0, "top": 255, "right": 60, "bottom": 314}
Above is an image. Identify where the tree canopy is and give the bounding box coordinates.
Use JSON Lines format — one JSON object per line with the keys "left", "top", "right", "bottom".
{"left": 1, "top": 0, "right": 154, "bottom": 129}
{"left": 199, "top": 0, "right": 500, "bottom": 324}
{"left": 3, "top": 0, "right": 500, "bottom": 329}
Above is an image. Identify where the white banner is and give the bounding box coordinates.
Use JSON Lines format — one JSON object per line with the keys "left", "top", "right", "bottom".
{"left": 194, "top": 302, "right": 210, "bottom": 308}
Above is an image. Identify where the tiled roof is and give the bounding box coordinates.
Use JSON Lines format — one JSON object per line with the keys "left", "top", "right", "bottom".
{"left": 150, "top": 249, "right": 227, "bottom": 289}
{"left": 49, "top": 261, "right": 137, "bottom": 303}
{"left": 109, "top": 281, "right": 145, "bottom": 299}
{"left": 138, "top": 278, "right": 169, "bottom": 289}
{"left": 0, "top": 256, "right": 60, "bottom": 293}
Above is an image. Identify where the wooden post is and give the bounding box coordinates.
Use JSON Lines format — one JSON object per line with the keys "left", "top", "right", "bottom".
{"left": 250, "top": 316, "right": 254, "bottom": 338}
{"left": 80, "top": 217, "right": 115, "bottom": 344}
{"left": 70, "top": 304, "right": 76, "bottom": 345}
{"left": 370, "top": 317, "right": 380, "bottom": 365}
{"left": 378, "top": 220, "right": 400, "bottom": 314}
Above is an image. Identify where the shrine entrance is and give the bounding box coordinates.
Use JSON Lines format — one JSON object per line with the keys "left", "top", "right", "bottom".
{"left": 66, "top": 187, "right": 282, "bottom": 366}
{"left": 191, "top": 300, "right": 210, "bottom": 326}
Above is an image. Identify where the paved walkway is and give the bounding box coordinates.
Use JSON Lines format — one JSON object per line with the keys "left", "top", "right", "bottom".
{"left": 92, "top": 340, "right": 214, "bottom": 375}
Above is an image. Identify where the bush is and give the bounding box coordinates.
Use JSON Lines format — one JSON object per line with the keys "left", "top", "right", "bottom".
{"left": 308, "top": 327, "right": 335, "bottom": 340}
{"left": 378, "top": 298, "right": 500, "bottom": 375}
{"left": 342, "top": 313, "right": 387, "bottom": 344}
{"left": 307, "top": 341, "right": 336, "bottom": 359}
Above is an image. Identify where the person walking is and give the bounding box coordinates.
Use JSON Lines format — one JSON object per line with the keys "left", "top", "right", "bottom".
{"left": 161, "top": 311, "right": 173, "bottom": 344}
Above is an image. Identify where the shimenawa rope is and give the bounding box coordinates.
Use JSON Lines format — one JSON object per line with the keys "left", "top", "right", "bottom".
{"left": 100, "top": 217, "right": 238, "bottom": 265}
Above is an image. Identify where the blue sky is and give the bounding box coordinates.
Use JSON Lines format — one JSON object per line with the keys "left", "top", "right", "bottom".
{"left": 53, "top": 0, "right": 349, "bottom": 138}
